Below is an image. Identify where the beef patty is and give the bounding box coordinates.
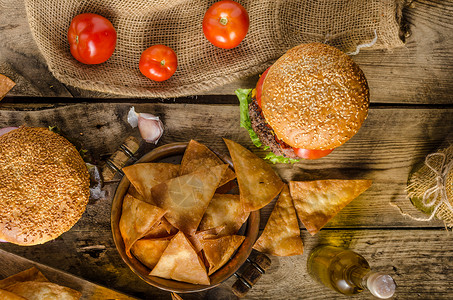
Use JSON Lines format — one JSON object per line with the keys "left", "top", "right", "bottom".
{"left": 248, "top": 100, "right": 298, "bottom": 159}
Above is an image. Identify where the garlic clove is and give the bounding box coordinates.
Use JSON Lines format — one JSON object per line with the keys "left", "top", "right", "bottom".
{"left": 127, "top": 106, "right": 139, "bottom": 128}
{"left": 138, "top": 114, "right": 164, "bottom": 144}
{"left": 127, "top": 106, "right": 164, "bottom": 144}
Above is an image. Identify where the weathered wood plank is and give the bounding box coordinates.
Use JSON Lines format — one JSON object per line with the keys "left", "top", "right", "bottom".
{"left": 245, "top": 229, "right": 453, "bottom": 300}
{"left": 1, "top": 229, "right": 451, "bottom": 299}
{"left": 354, "top": 0, "right": 453, "bottom": 104}
{"left": 0, "top": 103, "right": 451, "bottom": 228}
{"left": 0, "top": 249, "right": 138, "bottom": 300}
{"left": 0, "top": 0, "right": 452, "bottom": 103}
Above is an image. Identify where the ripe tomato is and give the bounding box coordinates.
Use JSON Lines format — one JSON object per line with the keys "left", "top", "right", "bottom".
{"left": 255, "top": 66, "right": 270, "bottom": 107}
{"left": 139, "top": 45, "right": 177, "bottom": 82}
{"left": 293, "top": 148, "right": 334, "bottom": 160}
{"left": 202, "top": 0, "right": 249, "bottom": 49}
{"left": 68, "top": 13, "right": 117, "bottom": 64}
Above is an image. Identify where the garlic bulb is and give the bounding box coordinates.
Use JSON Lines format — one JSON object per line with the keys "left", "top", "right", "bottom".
{"left": 127, "top": 107, "right": 164, "bottom": 144}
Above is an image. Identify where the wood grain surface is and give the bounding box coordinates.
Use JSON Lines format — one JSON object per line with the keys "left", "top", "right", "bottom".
{"left": 0, "top": 249, "right": 137, "bottom": 300}
{"left": 0, "top": 102, "right": 451, "bottom": 229}
{"left": 0, "top": 103, "right": 452, "bottom": 298}
{"left": 1, "top": 229, "right": 452, "bottom": 299}
{"left": 1, "top": 0, "right": 452, "bottom": 299}
{"left": 0, "top": 0, "right": 451, "bottom": 104}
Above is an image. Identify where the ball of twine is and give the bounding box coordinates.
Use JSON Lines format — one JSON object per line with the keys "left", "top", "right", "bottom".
{"left": 400, "top": 144, "right": 453, "bottom": 228}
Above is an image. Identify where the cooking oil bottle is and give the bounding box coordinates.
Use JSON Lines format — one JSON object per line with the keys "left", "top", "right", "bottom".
{"left": 307, "top": 246, "right": 396, "bottom": 298}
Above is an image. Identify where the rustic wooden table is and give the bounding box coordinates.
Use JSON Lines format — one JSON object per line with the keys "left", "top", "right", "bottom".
{"left": 1, "top": 0, "right": 452, "bottom": 299}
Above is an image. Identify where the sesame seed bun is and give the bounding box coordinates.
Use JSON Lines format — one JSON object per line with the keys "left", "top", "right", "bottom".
{"left": 0, "top": 127, "right": 90, "bottom": 245}
{"left": 261, "top": 43, "right": 369, "bottom": 150}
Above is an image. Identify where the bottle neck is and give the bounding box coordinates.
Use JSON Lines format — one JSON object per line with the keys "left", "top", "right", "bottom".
{"left": 349, "top": 265, "right": 372, "bottom": 289}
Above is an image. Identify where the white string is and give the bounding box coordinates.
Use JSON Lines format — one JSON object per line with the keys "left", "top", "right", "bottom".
{"left": 347, "top": 30, "right": 378, "bottom": 55}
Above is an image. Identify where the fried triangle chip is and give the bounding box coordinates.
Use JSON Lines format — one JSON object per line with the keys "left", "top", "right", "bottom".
{"left": 289, "top": 180, "right": 372, "bottom": 235}
{"left": 253, "top": 185, "right": 304, "bottom": 256}
{"left": 127, "top": 185, "right": 145, "bottom": 202}
{"left": 0, "top": 289, "right": 26, "bottom": 300}
{"left": 143, "top": 217, "right": 178, "bottom": 239}
{"left": 201, "top": 235, "right": 245, "bottom": 275}
{"left": 119, "top": 194, "right": 166, "bottom": 257}
{"left": 123, "top": 163, "right": 180, "bottom": 204}
{"left": 131, "top": 238, "right": 171, "bottom": 270}
{"left": 188, "top": 225, "right": 226, "bottom": 253}
{"left": 0, "top": 267, "right": 48, "bottom": 290}
{"left": 4, "top": 282, "right": 81, "bottom": 300}
{"left": 223, "top": 138, "right": 284, "bottom": 212}
{"left": 150, "top": 231, "right": 210, "bottom": 285}
{"left": 180, "top": 140, "right": 236, "bottom": 187}
{"left": 151, "top": 164, "right": 228, "bottom": 235}
{"left": 0, "top": 74, "right": 15, "bottom": 101}
{"left": 199, "top": 194, "right": 249, "bottom": 235}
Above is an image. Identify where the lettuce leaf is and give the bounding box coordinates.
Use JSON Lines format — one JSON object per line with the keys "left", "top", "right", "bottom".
{"left": 235, "top": 88, "right": 300, "bottom": 164}
{"left": 236, "top": 88, "right": 262, "bottom": 148}
{"left": 265, "top": 152, "right": 300, "bottom": 164}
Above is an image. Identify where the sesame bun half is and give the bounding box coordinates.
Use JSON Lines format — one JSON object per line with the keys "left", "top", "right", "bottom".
{"left": 261, "top": 43, "right": 369, "bottom": 150}
{"left": 0, "top": 127, "right": 90, "bottom": 245}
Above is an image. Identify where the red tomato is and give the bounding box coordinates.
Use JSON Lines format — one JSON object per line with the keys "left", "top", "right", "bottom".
{"left": 139, "top": 45, "right": 177, "bottom": 82}
{"left": 202, "top": 0, "right": 249, "bottom": 49}
{"left": 255, "top": 66, "right": 270, "bottom": 107}
{"left": 293, "top": 148, "right": 334, "bottom": 160}
{"left": 68, "top": 13, "right": 117, "bottom": 64}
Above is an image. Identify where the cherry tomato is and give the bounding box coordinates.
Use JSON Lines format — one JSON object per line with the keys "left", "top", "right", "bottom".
{"left": 293, "top": 148, "right": 334, "bottom": 160}
{"left": 139, "top": 45, "right": 177, "bottom": 82}
{"left": 202, "top": 0, "right": 249, "bottom": 49}
{"left": 68, "top": 13, "right": 117, "bottom": 64}
{"left": 255, "top": 66, "right": 270, "bottom": 107}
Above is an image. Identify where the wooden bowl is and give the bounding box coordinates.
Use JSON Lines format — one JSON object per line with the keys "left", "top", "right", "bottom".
{"left": 111, "top": 142, "right": 260, "bottom": 293}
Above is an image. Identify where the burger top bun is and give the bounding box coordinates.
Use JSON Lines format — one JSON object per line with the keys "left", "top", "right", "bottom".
{"left": 261, "top": 43, "right": 369, "bottom": 150}
{"left": 0, "top": 127, "right": 90, "bottom": 245}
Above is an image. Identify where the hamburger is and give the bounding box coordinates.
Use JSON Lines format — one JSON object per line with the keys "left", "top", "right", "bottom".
{"left": 0, "top": 127, "right": 90, "bottom": 245}
{"left": 238, "top": 43, "right": 369, "bottom": 162}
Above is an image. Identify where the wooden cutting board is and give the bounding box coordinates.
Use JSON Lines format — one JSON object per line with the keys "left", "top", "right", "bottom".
{"left": 0, "top": 249, "right": 137, "bottom": 300}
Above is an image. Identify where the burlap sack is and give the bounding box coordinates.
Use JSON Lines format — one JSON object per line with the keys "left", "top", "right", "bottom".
{"left": 25, "top": 0, "right": 408, "bottom": 98}
{"left": 405, "top": 145, "right": 453, "bottom": 228}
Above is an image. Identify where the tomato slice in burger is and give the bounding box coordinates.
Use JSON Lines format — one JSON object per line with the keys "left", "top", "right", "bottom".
{"left": 255, "top": 67, "right": 270, "bottom": 107}
{"left": 293, "top": 148, "right": 333, "bottom": 160}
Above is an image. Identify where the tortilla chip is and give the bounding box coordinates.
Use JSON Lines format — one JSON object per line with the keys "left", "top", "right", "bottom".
{"left": 4, "top": 281, "right": 81, "bottom": 300}
{"left": 151, "top": 164, "right": 228, "bottom": 235}
{"left": 150, "top": 231, "right": 210, "bottom": 285}
{"left": 253, "top": 185, "right": 304, "bottom": 256}
{"left": 127, "top": 185, "right": 145, "bottom": 202}
{"left": 123, "top": 163, "right": 180, "bottom": 203}
{"left": 143, "top": 217, "right": 178, "bottom": 239}
{"left": 180, "top": 140, "right": 236, "bottom": 187}
{"left": 199, "top": 194, "right": 249, "bottom": 235}
{"left": 131, "top": 238, "right": 171, "bottom": 270}
{"left": 188, "top": 226, "right": 226, "bottom": 253}
{"left": 0, "top": 289, "right": 26, "bottom": 300}
{"left": 119, "top": 194, "right": 166, "bottom": 257}
{"left": 0, "top": 267, "right": 48, "bottom": 289}
{"left": 223, "top": 139, "right": 284, "bottom": 211}
{"left": 201, "top": 235, "right": 245, "bottom": 275}
{"left": 290, "top": 180, "right": 372, "bottom": 235}
{"left": 0, "top": 74, "right": 15, "bottom": 101}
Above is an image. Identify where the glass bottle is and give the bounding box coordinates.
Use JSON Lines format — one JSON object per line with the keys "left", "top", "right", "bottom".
{"left": 307, "top": 245, "right": 396, "bottom": 299}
